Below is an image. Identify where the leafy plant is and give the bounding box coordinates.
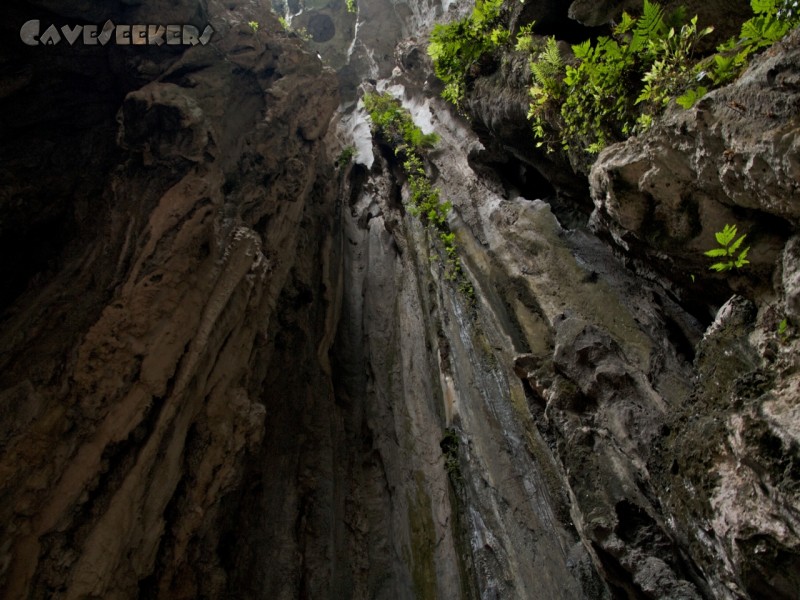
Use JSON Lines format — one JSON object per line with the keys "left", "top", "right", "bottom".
{"left": 346, "top": 0, "right": 356, "bottom": 13}
{"left": 295, "top": 26, "right": 312, "bottom": 42}
{"left": 336, "top": 145, "right": 356, "bottom": 169}
{"left": 706, "top": 0, "right": 800, "bottom": 84}
{"left": 515, "top": 22, "right": 538, "bottom": 52}
{"left": 523, "top": 0, "right": 799, "bottom": 162}
{"left": 363, "top": 92, "right": 467, "bottom": 283}
{"left": 276, "top": 16, "right": 312, "bottom": 41}
{"left": 555, "top": 1, "right": 712, "bottom": 155}
{"left": 675, "top": 85, "right": 708, "bottom": 108}
{"left": 778, "top": 317, "right": 790, "bottom": 339}
{"left": 635, "top": 15, "right": 714, "bottom": 119}
{"left": 530, "top": 36, "right": 564, "bottom": 95}
{"left": 362, "top": 92, "right": 440, "bottom": 155}
{"left": 248, "top": 20, "right": 259, "bottom": 32}
{"left": 527, "top": 36, "right": 565, "bottom": 150}
{"left": 427, "top": 0, "right": 507, "bottom": 107}
{"left": 559, "top": 31, "right": 638, "bottom": 154}
{"left": 704, "top": 224, "right": 751, "bottom": 271}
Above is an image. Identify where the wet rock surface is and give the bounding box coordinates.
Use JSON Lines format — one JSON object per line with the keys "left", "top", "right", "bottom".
{"left": 378, "top": 2, "right": 800, "bottom": 597}
{"left": 1, "top": 0, "right": 799, "bottom": 598}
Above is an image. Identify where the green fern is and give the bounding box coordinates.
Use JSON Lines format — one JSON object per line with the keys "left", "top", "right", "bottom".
{"left": 632, "top": 0, "right": 666, "bottom": 52}
{"left": 704, "top": 224, "right": 751, "bottom": 271}
{"left": 707, "top": 0, "right": 800, "bottom": 85}
{"left": 752, "top": 0, "right": 779, "bottom": 15}
{"left": 531, "top": 36, "right": 563, "bottom": 91}
{"left": 427, "top": 0, "right": 508, "bottom": 108}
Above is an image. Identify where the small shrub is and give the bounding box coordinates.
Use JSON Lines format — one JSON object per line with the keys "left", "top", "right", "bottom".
{"left": 705, "top": 0, "right": 800, "bottom": 85}
{"left": 248, "top": 20, "right": 259, "bottom": 32}
{"left": 514, "top": 22, "right": 538, "bottom": 53}
{"left": 362, "top": 92, "right": 440, "bottom": 156}
{"left": 526, "top": 0, "right": 799, "bottom": 161}
{"left": 295, "top": 26, "right": 312, "bottom": 42}
{"left": 634, "top": 15, "right": 714, "bottom": 122}
{"left": 543, "top": 1, "right": 711, "bottom": 155}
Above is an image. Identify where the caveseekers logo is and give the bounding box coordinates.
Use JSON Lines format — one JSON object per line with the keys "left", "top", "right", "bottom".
{"left": 20, "top": 19, "right": 214, "bottom": 46}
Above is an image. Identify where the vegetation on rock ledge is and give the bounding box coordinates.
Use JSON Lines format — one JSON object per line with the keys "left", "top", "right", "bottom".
{"left": 427, "top": 0, "right": 508, "bottom": 108}
{"left": 363, "top": 92, "right": 473, "bottom": 295}
{"left": 428, "top": 0, "right": 800, "bottom": 163}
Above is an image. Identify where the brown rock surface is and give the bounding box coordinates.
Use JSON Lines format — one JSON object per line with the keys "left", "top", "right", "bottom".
{"left": 0, "top": 1, "right": 338, "bottom": 597}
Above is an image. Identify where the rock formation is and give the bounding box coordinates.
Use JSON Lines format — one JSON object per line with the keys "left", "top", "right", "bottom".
{"left": 1, "top": 1, "right": 339, "bottom": 596}
{"left": 0, "top": 0, "right": 798, "bottom": 598}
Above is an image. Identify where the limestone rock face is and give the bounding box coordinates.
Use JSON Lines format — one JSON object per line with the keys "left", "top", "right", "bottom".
{"left": 417, "top": 4, "right": 800, "bottom": 598}
{"left": 585, "top": 28, "right": 800, "bottom": 600}
{"left": 590, "top": 29, "right": 800, "bottom": 301}
{"left": 3, "top": 0, "right": 800, "bottom": 598}
{"left": 0, "top": 1, "right": 339, "bottom": 597}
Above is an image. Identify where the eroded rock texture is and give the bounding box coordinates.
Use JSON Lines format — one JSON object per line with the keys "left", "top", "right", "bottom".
{"left": 589, "top": 30, "right": 800, "bottom": 600}
{"left": 445, "top": 10, "right": 800, "bottom": 600}
{"left": 2, "top": 0, "right": 799, "bottom": 598}
{"left": 591, "top": 29, "right": 800, "bottom": 305}
{"left": 0, "top": 1, "right": 339, "bottom": 597}
{"left": 341, "top": 3, "right": 799, "bottom": 598}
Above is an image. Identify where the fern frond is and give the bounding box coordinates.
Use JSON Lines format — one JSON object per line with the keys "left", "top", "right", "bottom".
{"left": 751, "top": 0, "right": 778, "bottom": 15}
{"left": 632, "top": 0, "right": 666, "bottom": 51}
{"left": 716, "top": 224, "right": 737, "bottom": 246}
{"left": 728, "top": 233, "right": 747, "bottom": 254}
{"left": 736, "top": 245, "right": 751, "bottom": 266}
{"left": 541, "top": 35, "right": 562, "bottom": 68}
{"left": 710, "top": 262, "right": 732, "bottom": 272}
{"left": 615, "top": 12, "right": 636, "bottom": 35}
{"left": 531, "top": 37, "right": 563, "bottom": 92}
{"left": 636, "top": 83, "right": 654, "bottom": 104}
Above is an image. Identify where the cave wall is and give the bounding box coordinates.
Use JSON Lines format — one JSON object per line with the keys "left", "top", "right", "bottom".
{"left": 428, "top": 5, "right": 800, "bottom": 598}
{"left": 0, "top": 1, "right": 340, "bottom": 597}
{"left": 1, "top": 0, "right": 799, "bottom": 598}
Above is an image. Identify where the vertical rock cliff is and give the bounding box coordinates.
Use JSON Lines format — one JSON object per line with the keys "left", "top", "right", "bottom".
{"left": 1, "top": 1, "right": 339, "bottom": 596}
{"left": 1, "top": 0, "right": 798, "bottom": 598}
